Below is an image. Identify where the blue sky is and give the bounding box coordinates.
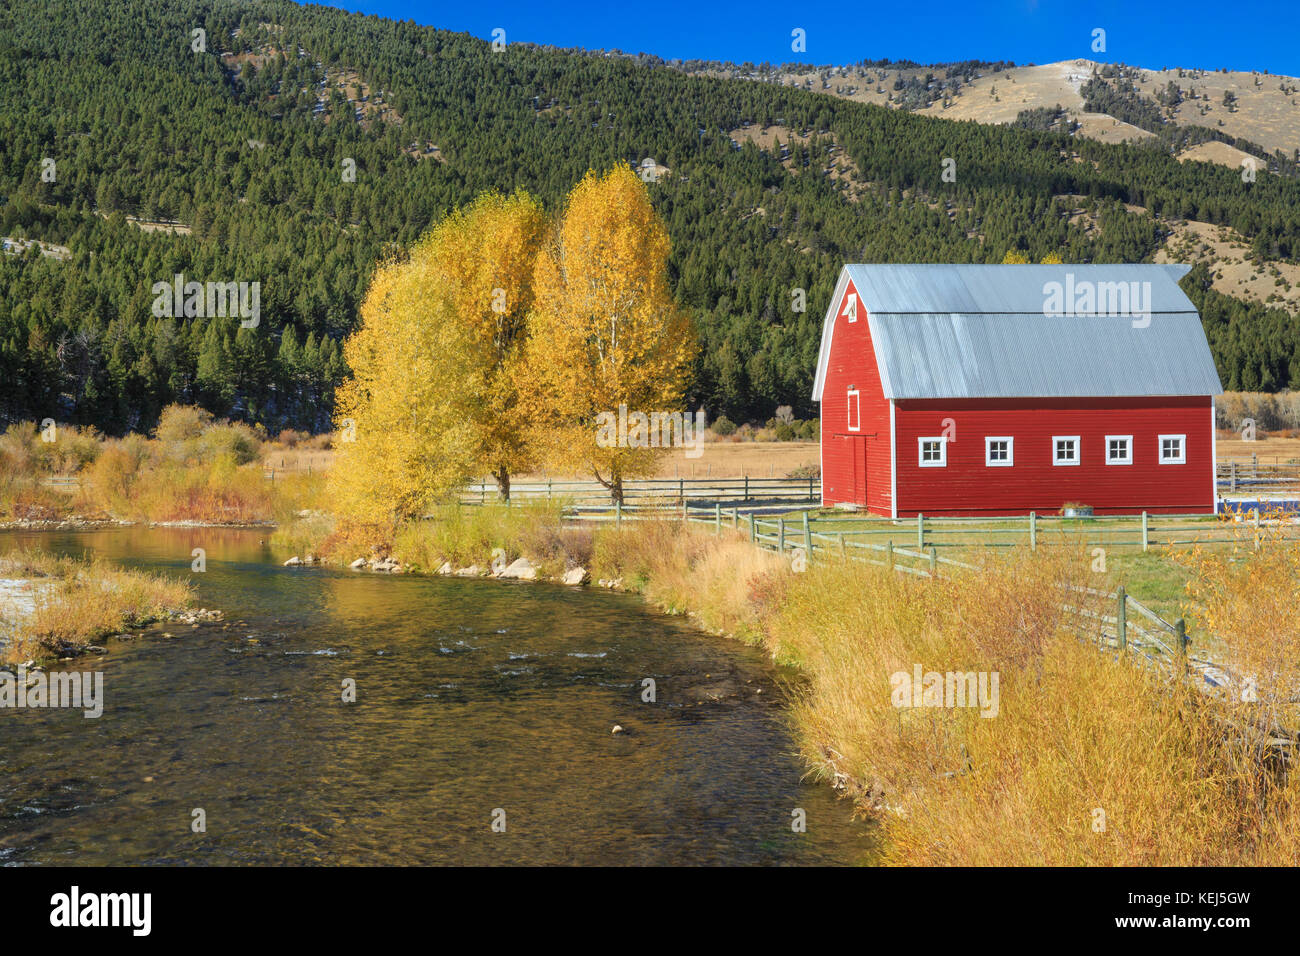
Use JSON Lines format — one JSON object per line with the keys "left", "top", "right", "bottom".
{"left": 330, "top": 1, "right": 1298, "bottom": 75}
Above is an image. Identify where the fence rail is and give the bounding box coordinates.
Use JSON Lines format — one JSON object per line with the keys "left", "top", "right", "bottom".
{"left": 457, "top": 475, "right": 819, "bottom": 505}
{"left": 1218, "top": 456, "right": 1300, "bottom": 492}
{"left": 561, "top": 501, "right": 1294, "bottom": 552}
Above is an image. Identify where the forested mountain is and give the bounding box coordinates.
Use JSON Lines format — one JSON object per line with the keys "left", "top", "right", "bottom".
{"left": 1, "top": 0, "right": 1298, "bottom": 433}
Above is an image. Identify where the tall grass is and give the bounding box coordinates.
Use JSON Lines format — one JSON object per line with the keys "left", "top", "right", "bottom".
{"left": 583, "top": 520, "right": 1300, "bottom": 865}
{"left": 0, "top": 422, "right": 100, "bottom": 519}
{"left": 1, "top": 549, "right": 194, "bottom": 663}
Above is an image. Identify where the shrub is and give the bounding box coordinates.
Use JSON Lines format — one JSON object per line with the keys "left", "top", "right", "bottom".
{"left": 711, "top": 415, "right": 737, "bottom": 436}
{"left": 199, "top": 422, "right": 263, "bottom": 466}
{"left": 155, "top": 404, "right": 214, "bottom": 444}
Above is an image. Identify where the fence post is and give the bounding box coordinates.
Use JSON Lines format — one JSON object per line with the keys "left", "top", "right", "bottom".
{"left": 749, "top": 514, "right": 756, "bottom": 543}
{"left": 1174, "top": 618, "right": 1187, "bottom": 669}
{"left": 803, "top": 510, "right": 812, "bottom": 558}
{"left": 616, "top": 500, "right": 622, "bottom": 529}
{"left": 732, "top": 506, "right": 739, "bottom": 530}
{"left": 679, "top": 477, "right": 684, "bottom": 502}
{"left": 547, "top": 479, "right": 552, "bottom": 500}
{"left": 744, "top": 475, "right": 749, "bottom": 501}
{"left": 1253, "top": 508, "right": 1261, "bottom": 551}
{"left": 1141, "top": 511, "right": 1149, "bottom": 552}
{"left": 682, "top": 498, "right": 688, "bottom": 522}
{"left": 917, "top": 513, "right": 924, "bottom": 549}
{"left": 1230, "top": 460, "right": 1237, "bottom": 492}
{"left": 886, "top": 539, "right": 894, "bottom": 570}
{"left": 840, "top": 532, "right": 846, "bottom": 560}
{"left": 714, "top": 502, "right": 721, "bottom": 535}
{"left": 1029, "top": 511, "right": 1036, "bottom": 551}
{"left": 929, "top": 545, "right": 937, "bottom": 577}
{"left": 1116, "top": 585, "right": 1127, "bottom": 651}
{"left": 809, "top": 475, "right": 815, "bottom": 501}
{"left": 778, "top": 518, "right": 786, "bottom": 554}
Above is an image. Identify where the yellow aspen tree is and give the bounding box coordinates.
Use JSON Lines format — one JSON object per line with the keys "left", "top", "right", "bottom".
{"left": 419, "top": 191, "right": 546, "bottom": 500}
{"left": 329, "top": 190, "right": 544, "bottom": 527}
{"left": 520, "top": 165, "right": 698, "bottom": 502}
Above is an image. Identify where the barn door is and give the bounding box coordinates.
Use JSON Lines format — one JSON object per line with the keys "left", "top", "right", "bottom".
{"left": 852, "top": 436, "right": 867, "bottom": 505}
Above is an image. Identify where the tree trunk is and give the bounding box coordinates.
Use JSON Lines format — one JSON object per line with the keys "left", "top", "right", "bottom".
{"left": 593, "top": 467, "right": 624, "bottom": 505}
{"left": 495, "top": 466, "right": 510, "bottom": 502}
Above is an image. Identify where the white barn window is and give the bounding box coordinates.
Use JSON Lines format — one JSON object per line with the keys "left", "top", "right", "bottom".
{"left": 1159, "top": 434, "right": 1186, "bottom": 464}
{"left": 985, "top": 437, "right": 1013, "bottom": 467}
{"left": 1053, "top": 436, "right": 1080, "bottom": 466}
{"left": 1106, "top": 435, "right": 1133, "bottom": 465}
{"left": 918, "top": 437, "right": 947, "bottom": 467}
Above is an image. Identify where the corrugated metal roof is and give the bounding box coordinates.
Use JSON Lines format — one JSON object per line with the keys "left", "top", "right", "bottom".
{"left": 843, "top": 263, "right": 1197, "bottom": 314}
{"left": 869, "top": 310, "right": 1222, "bottom": 399}
{"left": 812, "top": 264, "right": 1224, "bottom": 401}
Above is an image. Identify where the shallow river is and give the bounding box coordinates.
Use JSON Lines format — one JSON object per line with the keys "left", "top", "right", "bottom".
{"left": 0, "top": 527, "right": 874, "bottom": 865}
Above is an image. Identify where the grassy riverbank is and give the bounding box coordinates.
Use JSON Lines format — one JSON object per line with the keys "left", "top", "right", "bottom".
{"left": 0, "top": 549, "right": 197, "bottom": 664}
{"left": 284, "top": 504, "right": 1300, "bottom": 865}
{"left": 0, "top": 411, "right": 322, "bottom": 527}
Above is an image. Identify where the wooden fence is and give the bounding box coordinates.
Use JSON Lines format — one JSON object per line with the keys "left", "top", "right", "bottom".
{"left": 457, "top": 475, "right": 819, "bottom": 505}
{"left": 564, "top": 502, "right": 1292, "bottom": 554}
{"left": 1218, "top": 456, "right": 1300, "bottom": 493}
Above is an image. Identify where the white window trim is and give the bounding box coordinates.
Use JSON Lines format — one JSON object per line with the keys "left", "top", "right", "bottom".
{"left": 846, "top": 388, "right": 860, "bottom": 432}
{"left": 917, "top": 437, "right": 947, "bottom": 468}
{"left": 1106, "top": 434, "right": 1133, "bottom": 465}
{"left": 1159, "top": 433, "right": 1186, "bottom": 465}
{"left": 984, "top": 436, "right": 1014, "bottom": 467}
{"left": 1053, "top": 435, "right": 1081, "bottom": 466}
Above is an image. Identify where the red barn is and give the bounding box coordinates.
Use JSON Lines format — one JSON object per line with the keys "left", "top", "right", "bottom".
{"left": 811, "top": 264, "right": 1223, "bottom": 516}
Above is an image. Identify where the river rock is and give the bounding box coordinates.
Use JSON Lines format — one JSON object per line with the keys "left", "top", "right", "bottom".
{"left": 455, "top": 565, "right": 482, "bottom": 577}
{"left": 562, "top": 567, "right": 588, "bottom": 586}
{"left": 611, "top": 724, "right": 625, "bottom": 735}
{"left": 436, "top": 562, "right": 452, "bottom": 575}
{"left": 350, "top": 558, "right": 366, "bottom": 570}
{"left": 499, "top": 557, "right": 537, "bottom": 580}
{"left": 283, "top": 556, "right": 302, "bottom": 567}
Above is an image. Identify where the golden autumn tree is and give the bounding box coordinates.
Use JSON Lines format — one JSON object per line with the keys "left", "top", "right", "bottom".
{"left": 329, "top": 190, "right": 545, "bottom": 527}
{"left": 519, "top": 165, "right": 698, "bottom": 503}
{"left": 1003, "top": 250, "right": 1065, "bottom": 264}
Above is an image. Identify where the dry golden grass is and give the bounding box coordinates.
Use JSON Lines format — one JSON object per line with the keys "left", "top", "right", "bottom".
{"left": 1, "top": 549, "right": 194, "bottom": 663}
{"left": 588, "top": 521, "right": 1300, "bottom": 865}
{"left": 590, "top": 518, "right": 786, "bottom": 637}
